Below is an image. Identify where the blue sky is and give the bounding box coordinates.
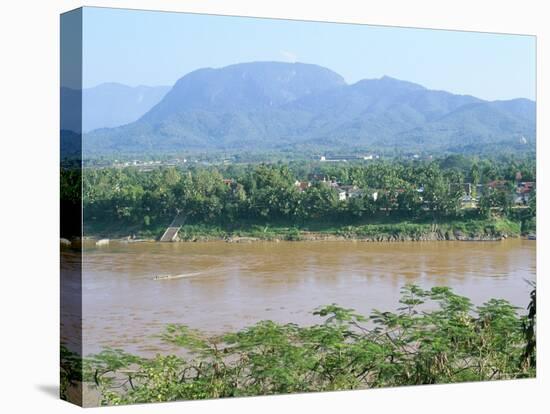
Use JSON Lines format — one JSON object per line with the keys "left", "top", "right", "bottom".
{"left": 82, "top": 7, "right": 536, "bottom": 101}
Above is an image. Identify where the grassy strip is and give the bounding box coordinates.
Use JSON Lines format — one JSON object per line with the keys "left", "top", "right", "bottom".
{"left": 84, "top": 217, "right": 521, "bottom": 241}
{"left": 170, "top": 218, "right": 521, "bottom": 241}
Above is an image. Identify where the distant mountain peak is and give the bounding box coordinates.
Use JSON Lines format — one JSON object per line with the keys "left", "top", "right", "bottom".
{"left": 142, "top": 61, "right": 347, "bottom": 123}
{"left": 61, "top": 83, "right": 171, "bottom": 132}
{"left": 353, "top": 76, "right": 426, "bottom": 92}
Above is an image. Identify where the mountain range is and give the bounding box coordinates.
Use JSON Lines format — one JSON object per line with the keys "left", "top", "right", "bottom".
{"left": 78, "top": 62, "right": 535, "bottom": 155}
{"left": 61, "top": 83, "right": 170, "bottom": 133}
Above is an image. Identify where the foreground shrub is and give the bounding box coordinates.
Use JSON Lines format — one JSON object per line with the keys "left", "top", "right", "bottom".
{"left": 80, "top": 284, "right": 536, "bottom": 405}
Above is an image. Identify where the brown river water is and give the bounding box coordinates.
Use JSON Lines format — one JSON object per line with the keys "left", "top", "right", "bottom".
{"left": 74, "top": 239, "right": 535, "bottom": 356}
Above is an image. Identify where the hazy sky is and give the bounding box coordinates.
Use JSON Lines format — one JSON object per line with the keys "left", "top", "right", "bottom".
{"left": 82, "top": 7, "right": 536, "bottom": 101}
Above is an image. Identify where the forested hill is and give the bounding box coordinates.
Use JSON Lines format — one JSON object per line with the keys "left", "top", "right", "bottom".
{"left": 83, "top": 61, "right": 536, "bottom": 155}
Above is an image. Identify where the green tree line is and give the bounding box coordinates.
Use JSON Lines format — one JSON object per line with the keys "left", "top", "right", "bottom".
{"left": 77, "top": 155, "right": 535, "bottom": 233}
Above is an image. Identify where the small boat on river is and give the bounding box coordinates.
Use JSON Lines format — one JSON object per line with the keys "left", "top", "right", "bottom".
{"left": 153, "top": 272, "right": 201, "bottom": 281}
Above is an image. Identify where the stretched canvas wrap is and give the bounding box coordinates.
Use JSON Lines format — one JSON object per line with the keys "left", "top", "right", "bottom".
{"left": 60, "top": 7, "right": 537, "bottom": 407}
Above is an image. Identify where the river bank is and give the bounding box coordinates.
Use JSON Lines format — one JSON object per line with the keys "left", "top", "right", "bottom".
{"left": 83, "top": 217, "right": 524, "bottom": 243}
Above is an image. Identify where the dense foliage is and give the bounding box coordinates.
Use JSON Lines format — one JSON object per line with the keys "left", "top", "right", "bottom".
{"left": 75, "top": 284, "right": 535, "bottom": 405}
{"left": 80, "top": 155, "right": 535, "bottom": 237}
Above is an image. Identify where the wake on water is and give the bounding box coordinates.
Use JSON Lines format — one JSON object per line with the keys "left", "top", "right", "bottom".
{"left": 153, "top": 272, "right": 202, "bottom": 281}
